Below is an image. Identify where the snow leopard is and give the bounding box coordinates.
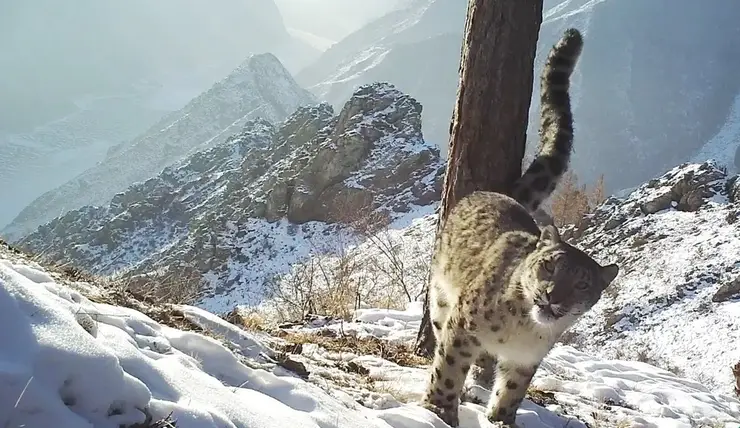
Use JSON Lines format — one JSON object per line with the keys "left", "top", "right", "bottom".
{"left": 420, "top": 28, "right": 620, "bottom": 427}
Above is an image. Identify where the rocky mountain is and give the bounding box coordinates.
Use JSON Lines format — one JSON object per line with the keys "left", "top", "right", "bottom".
{"left": 0, "top": 88, "right": 178, "bottom": 231}
{"left": 3, "top": 54, "right": 318, "bottom": 240}
{"left": 17, "top": 83, "right": 444, "bottom": 312}
{"left": 0, "top": 0, "right": 321, "bottom": 233}
{"left": 299, "top": 0, "right": 740, "bottom": 194}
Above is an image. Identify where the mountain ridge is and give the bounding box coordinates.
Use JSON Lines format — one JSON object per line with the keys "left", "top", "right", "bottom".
{"left": 3, "top": 53, "right": 318, "bottom": 240}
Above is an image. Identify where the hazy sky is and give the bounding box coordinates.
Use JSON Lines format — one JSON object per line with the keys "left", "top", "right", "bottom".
{"left": 274, "top": 0, "right": 407, "bottom": 43}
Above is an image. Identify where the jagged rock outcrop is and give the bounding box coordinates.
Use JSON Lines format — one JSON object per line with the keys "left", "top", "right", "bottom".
{"left": 4, "top": 54, "right": 317, "bottom": 240}
{"left": 19, "top": 83, "right": 444, "bottom": 311}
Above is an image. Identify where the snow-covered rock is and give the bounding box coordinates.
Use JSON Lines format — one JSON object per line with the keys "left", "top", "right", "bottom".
{"left": 17, "top": 83, "right": 444, "bottom": 314}
{"left": 4, "top": 54, "right": 318, "bottom": 240}
{"left": 0, "top": 245, "right": 737, "bottom": 428}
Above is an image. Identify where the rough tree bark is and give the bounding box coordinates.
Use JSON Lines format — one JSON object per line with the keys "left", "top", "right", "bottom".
{"left": 414, "top": 0, "right": 544, "bottom": 357}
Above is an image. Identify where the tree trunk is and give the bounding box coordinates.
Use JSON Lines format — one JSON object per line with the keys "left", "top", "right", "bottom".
{"left": 415, "top": 0, "right": 544, "bottom": 357}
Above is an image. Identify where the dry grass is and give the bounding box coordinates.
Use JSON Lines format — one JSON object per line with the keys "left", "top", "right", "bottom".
{"left": 224, "top": 308, "right": 270, "bottom": 332}
{"left": 113, "top": 267, "right": 204, "bottom": 306}
{"left": 526, "top": 386, "right": 558, "bottom": 407}
{"left": 279, "top": 331, "right": 429, "bottom": 368}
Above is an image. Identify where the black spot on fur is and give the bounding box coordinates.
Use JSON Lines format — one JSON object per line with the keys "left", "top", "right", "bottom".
{"left": 433, "top": 321, "right": 442, "bottom": 330}
{"left": 544, "top": 70, "right": 569, "bottom": 87}
{"left": 462, "top": 365, "right": 470, "bottom": 375}
{"left": 532, "top": 176, "right": 550, "bottom": 192}
{"left": 490, "top": 324, "right": 500, "bottom": 332}
{"left": 527, "top": 161, "right": 545, "bottom": 175}
{"left": 470, "top": 336, "right": 481, "bottom": 346}
{"left": 445, "top": 393, "right": 456, "bottom": 402}
{"left": 484, "top": 309, "right": 493, "bottom": 320}
{"left": 452, "top": 339, "right": 462, "bottom": 348}
{"left": 437, "top": 299, "right": 448, "bottom": 308}
{"left": 444, "top": 379, "right": 454, "bottom": 389}
{"left": 506, "top": 380, "right": 519, "bottom": 390}
{"left": 445, "top": 355, "right": 456, "bottom": 365}
{"left": 435, "top": 368, "right": 442, "bottom": 379}
{"left": 460, "top": 351, "right": 472, "bottom": 358}
{"left": 549, "top": 53, "right": 574, "bottom": 70}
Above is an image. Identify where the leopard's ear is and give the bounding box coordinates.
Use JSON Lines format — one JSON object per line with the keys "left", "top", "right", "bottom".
{"left": 538, "top": 225, "right": 561, "bottom": 247}
{"left": 601, "top": 264, "right": 619, "bottom": 287}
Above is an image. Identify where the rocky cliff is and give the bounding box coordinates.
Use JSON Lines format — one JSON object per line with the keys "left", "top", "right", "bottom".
{"left": 18, "top": 83, "right": 444, "bottom": 312}
{"left": 299, "top": 0, "right": 740, "bottom": 195}
{"left": 3, "top": 54, "right": 318, "bottom": 240}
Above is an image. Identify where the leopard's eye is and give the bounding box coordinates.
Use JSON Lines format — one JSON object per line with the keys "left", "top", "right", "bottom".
{"left": 574, "top": 281, "right": 589, "bottom": 290}
{"left": 543, "top": 259, "right": 555, "bottom": 273}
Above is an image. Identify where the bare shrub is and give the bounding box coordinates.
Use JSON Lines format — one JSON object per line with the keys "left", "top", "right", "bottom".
{"left": 549, "top": 171, "right": 606, "bottom": 226}
{"left": 732, "top": 361, "right": 740, "bottom": 397}
{"left": 263, "top": 195, "right": 432, "bottom": 323}
{"left": 262, "top": 248, "right": 362, "bottom": 322}
{"left": 114, "top": 265, "right": 203, "bottom": 306}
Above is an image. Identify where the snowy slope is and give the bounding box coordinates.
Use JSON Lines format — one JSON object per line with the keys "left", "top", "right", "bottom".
{"left": 1, "top": 245, "right": 738, "bottom": 428}
{"left": 17, "top": 83, "right": 444, "bottom": 314}
{"left": 558, "top": 161, "right": 740, "bottom": 397}
{"left": 4, "top": 54, "right": 318, "bottom": 241}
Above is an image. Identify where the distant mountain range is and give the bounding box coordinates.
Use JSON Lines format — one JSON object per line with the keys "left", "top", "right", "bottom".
{"left": 3, "top": 54, "right": 317, "bottom": 239}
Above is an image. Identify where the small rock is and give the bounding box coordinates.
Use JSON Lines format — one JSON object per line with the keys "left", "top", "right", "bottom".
{"left": 604, "top": 215, "right": 627, "bottom": 231}
{"left": 640, "top": 192, "right": 673, "bottom": 214}
{"left": 712, "top": 276, "right": 740, "bottom": 302}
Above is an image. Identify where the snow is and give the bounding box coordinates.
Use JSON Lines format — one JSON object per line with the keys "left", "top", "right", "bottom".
{"left": 1, "top": 248, "right": 738, "bottom": 428}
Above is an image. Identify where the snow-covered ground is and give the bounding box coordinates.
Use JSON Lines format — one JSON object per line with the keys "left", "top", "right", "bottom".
{"left": 1, "top": 244, "right": 738, "bottom": 428}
